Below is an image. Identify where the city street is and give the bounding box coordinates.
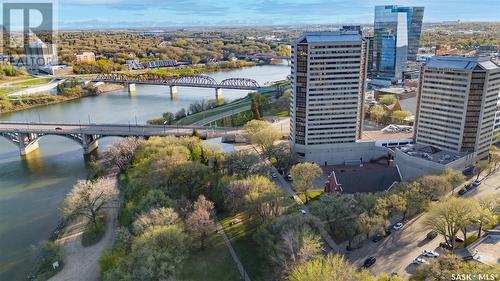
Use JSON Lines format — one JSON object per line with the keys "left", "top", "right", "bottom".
{"left": 345, "top": 169, "right": 500, "bottom": 277}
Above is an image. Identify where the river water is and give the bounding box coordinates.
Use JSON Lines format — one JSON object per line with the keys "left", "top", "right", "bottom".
{"left": 0, "top": 64, "right": 290, "bottom": 280}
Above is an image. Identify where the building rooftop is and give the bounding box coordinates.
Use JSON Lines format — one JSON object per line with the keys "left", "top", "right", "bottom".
{"left": 398, "top": 143, "right": 467, "bottom": 165}
{"left": 330, "top": 163, "right": 402, "bottom": 193}
{"left": 426, "top": 55, "right": 500, "bottom": 71}
{"left": 297, "top": 32, "right": 362, "bottom": 44}
{"left": 455, "top": 229, "right": 500, "bottom": 266}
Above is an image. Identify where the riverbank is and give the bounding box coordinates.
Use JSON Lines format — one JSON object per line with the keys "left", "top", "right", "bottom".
{"left": 0, "top": 83, "right": 122, "bottom": 114}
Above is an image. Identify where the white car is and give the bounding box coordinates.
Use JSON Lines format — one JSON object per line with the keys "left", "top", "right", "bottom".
{"left": 300, "top": 209, "right": 307, "bottom": 215}
{"left": 393, "top": 222, "right": 403, "bottom": 230}
{"left": 271, "top": 172, "right": 278, "bottom": 178}
{"left": 422, "top": 250, "right": 439, "bottom": 258}
{"left": 412, "top": 257, "right": 428, "bottom": 265}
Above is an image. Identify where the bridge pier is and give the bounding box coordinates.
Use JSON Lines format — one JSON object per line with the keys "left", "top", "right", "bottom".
{"left": 82, "top": 134, "right": 98, "bottom": 154}
{"left": 19, "top": 133, "right": 39, "bottom": 156}
{"left": 169, "top": 86, "right": 178, "bottom": 99}
{"left": 128, "top": 83, "right": 137, "bottom": 96}
{"left": 215, "top": 87, "right": 223, "bottom": 100}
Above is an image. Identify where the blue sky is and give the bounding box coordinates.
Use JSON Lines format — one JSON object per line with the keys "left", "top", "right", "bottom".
{"left": 57, "top": 0, "right": 499, "bottom": 29}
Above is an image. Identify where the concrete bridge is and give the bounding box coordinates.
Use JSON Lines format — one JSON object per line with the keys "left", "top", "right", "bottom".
{"left": 70, "top": 74, "right": 266, "bottom": 99}
{"left": 0, "top": 122, "right": 239, "bottom": 156}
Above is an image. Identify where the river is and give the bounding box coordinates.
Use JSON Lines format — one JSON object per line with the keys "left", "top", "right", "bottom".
{"left": 0, "top": 64, "right": 290, "bottom": 280}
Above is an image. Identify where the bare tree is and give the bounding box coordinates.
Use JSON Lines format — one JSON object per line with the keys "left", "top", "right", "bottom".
{"left": 132, "top": 207, "right": 180, "bottom": 235}
{"left": 63, "top": 177, "right": 117, "bottom": 229}
{"left": 186, "top": 195, "right": 216, "bottom": 250}
{"left": 103, "top": 137, "right": 144, "bottom": 172}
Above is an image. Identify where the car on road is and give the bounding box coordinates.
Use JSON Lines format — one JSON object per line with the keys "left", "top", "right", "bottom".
{"left": 287, "top": 174, "right": 293, "bottom": 181}
{"left": 455, "top": 236, "right": 465, "bottom": 243}
{"left": 462, "top": 166, "right": 474, "bottom": 176}
{"left": 271, "top": 172, "right": 277, "bottom": 178}
{"left": 458, "top": 187, "right": 468, "bottom": 196}
{"left": 439, "top": 242, "right": 453, "bottom": 250}
{"left": 55, "top": 127, "right": 63, "bottom": 131}
{"left": 426, "top": 231, "right": 438, "bottom": 240}
{"left": 472, "top": 179, "right": 482, "bottom": 187}
{"left": 372, "top": 234, "right": 383, "bottom": 243}
{"left": 466, "top": 183, "right": 477, "bottom": 191}
{"left": 392, "top": 222, "right": 403, "bottom": 230}
{"left": 412, "top": 257, "right": 428, "bottom": 265}
{"left": 363, "top": 257, "right": 376, "bottom": 268}
{"left": 300, "top": 209, "right": 307, "bottom": 215}
{"left": 422, "top": 250, "right": 439, "bottom": 257}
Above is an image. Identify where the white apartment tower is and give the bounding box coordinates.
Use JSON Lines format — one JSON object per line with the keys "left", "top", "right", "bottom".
{"left": 415, "top": 56, "right": 500, "bottom": 158}
{"left": 290, "top": 32, "right": 368, "bottom": 164}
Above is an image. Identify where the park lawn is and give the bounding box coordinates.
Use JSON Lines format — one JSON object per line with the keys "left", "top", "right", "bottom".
{"left": 0, "top": 74, "right": 32, "bottom": 84}
{"left": 176, "top": 230, "right": 241, "bottom": 281}
{"left": 0, "top": 87, "right": 17, "bottom": 96}
{"left": 11, "top": 77, "right": 53, "bottom": 87}
{"left": 177, "top": 98, "right": 251, "bottom": 125}
{"left": 220, "top": 212, "right": 275, "bottom": 281}
{"left": 273, "top": 111, "right": 289, "bottom": 117}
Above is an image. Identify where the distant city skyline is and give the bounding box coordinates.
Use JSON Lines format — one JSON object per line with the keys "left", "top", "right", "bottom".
{"left": 56, "top": 0, "right": 499, "bottom": 29}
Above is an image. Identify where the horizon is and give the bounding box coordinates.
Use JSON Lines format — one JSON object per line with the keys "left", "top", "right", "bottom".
{"left": 54, "top": 0, "right": 499, "bottom": 29}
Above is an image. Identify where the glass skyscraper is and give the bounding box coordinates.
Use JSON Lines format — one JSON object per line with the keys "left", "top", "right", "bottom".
{"left": 373, "top": 5, "right": 424, "bottom": 81}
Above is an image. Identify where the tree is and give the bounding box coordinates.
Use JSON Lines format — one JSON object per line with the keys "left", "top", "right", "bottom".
{"left": 379, "top": 94, "right": 397, "bottom": 105}
{"left": 103, "top": 137, "right": 144, "bottom": 172}
{"left": 107, "top": 226, "right": 189, "bottom": 281}
{"left": 132, "top": 207, "right": 180, "bottom": 235}
{"left": 63, "top": 177, "right": 117, "bottom": 230}
{"left": 417, "top": 175, "right": 450, "bottom": 200}
{"left": 423, "top": 198, "right": 476, "bottom": 249}
{"left": 476, "top": 197, "right": 499, "bottom": 238}
{"left": 243, "top": 175, "right": 289, "bottom": 220}
{"left": 474, "top": 160, "right": 489, "bottom": 180}
{"left": 290, "top": 163, "right": 322, "bottom": 203}
{"left": 224, "top": 150, "right": 269, "bottom": 178}
{"left": 251, "top": 98, "right": 261, "bottom": 120}
{"left": 391, "top": 110, "right": 411, "bottom": 124}
{"left": 287, "top": 253, "right": 391, "bottom": 281}
{"left": 370, "top": 104, "right": 386, "bottom": 123}
{"left": 243, "top": 119, "right": 281, "bottom": 152}
{"left": 225, "top": 179, "right": 251, "bottom": 213}
{"left": 186, "top": 195, "right": 216, "bottom": 250}
{"left": 266, "top": 143, "right": 296, "bottom": 173}
{"left": 255, "top": 213, "right": 323, "bottom": 272}
{"left": 441, "top": 168, "right": 465, "bottom": 192}
{"left": 175, "top": 108, "right": 186, "bottom": 120}
{"left": 385, "top": 193, "right": 409, "bottom": 220}
{"left": 162, "top": 112, "right": 174, "bottom": 125}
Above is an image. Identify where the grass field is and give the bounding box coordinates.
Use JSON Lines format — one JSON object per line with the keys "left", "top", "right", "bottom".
{"left": 177, "top": 97, "right": 251, "bottom": 125}
{"left": 219, "top": 212, "right": 275, "bottom": 281}
{"left": 297, "top": 190, "right": 323, "bottom": 204}
{"left": 0, "top": 88, "right": 17, "bottom": 96}
{"left": 11, "top": 77, "right": 53, "bottom": 87}
{"left": 176, "top": 230, "right": 241, "bottom": 281}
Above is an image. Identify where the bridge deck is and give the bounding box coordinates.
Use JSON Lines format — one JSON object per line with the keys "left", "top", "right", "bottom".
{"left": 0, "top": 122, "right": 239, "bottom": 138}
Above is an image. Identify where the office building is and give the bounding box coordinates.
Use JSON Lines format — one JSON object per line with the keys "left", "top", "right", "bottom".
{"left": 24, "top": 40, "right": 58, "bottom": 71}
{"left": 290, "top": 31, "right": 368, "bottom": 164}
{"left": 414, "top": 56, "right": 500, "bottom": 158}
{"left": 373, "top": 5, "right": 424, "bottom": 81}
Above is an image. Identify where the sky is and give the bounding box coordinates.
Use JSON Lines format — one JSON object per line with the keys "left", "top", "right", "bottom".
{"left": 14, "top": 0, "right": 500, "bottom": 29}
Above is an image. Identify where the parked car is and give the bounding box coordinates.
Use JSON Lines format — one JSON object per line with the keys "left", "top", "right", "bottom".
{"left": 412, "top": 257, "right": 428, "bottom": 265}
{"left": 271, "top": 172, "right": 277, "bottom": 178}
{"left": 462, "top": 166, "right": 474, "bottom": 176}
{"left": 287, "top": 174, "right": 293, "bottom": 181}
{"left": 458, "top": 188, "right": 468, "bottom": 196}
{"left": 422, "top": 250, "right": 440, "bottom": 257}
{"left": 393, "top": 222, "right": 403, "bottom": 231}
{"left": 363, "top": 257, "right": 376, "bottom": 268}
{"left": 465, "top": 183, "right": 477, "bottom": 191}
{"left": 372, "top": 234, "right": 383, "bottom": 243}
{"left": 472, "top": 179, "right": 482, "bottom": 187}
{"left": 426, "top": 231, "right": 438, "bottom": 240}
{"left": 455, "top": 236, "right": 465, "bottom": 243}
{"left": 55, "top": 127, "right": 63, "bottom": 131}
{"left": 300, "top": 209, "right": 307, "bottom": 215}
{"left": 439, "top": 242, "right": 453, "bottom": 250}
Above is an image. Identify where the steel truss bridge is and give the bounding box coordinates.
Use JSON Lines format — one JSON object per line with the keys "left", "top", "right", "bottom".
{"left": 80, "top": 73, "right": 263, "bottom": 91}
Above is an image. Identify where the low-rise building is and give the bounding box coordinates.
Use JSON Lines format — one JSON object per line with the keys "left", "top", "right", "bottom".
{"left": 75, "top": 52, "right": 96, "bottom": 63}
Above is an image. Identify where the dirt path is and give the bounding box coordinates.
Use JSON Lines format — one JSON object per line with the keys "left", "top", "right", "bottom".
{"left": 48, "top": 183, "right": 118, "bottom": 281}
